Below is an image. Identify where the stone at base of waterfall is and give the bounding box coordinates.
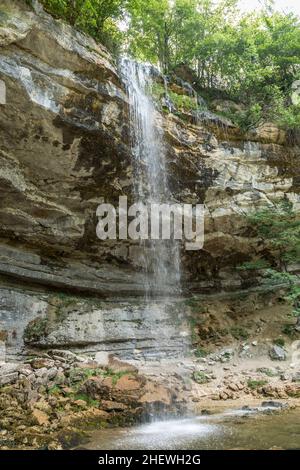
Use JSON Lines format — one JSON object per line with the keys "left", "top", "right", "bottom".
{"left": 32, "top": 408, "right": 49, "bottom": 426}
{"left": 80, "top": 374, "right": 144, "bottom": 404}
{"left": 94, "top": 351, "right": 110, "bottom": 366}
{"left": 292, "top": 371, "right": 300, "bottom": 382}
{"left": 269, "top": 345, "right": 287, "bottom": 361}
{"left": 0, "top": 362, "right": 20, "bottom": 386}
{"left": 139, "top": 382, "right": 172, "bottom": 406}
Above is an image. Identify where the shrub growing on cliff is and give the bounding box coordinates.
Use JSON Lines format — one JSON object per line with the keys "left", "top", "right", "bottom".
{"left": 247, "top": 200, "right": 300, "bottom": 269}
{"left": 126, "top": 1, "right": 300, "bottom": 129}
{"left": 242, "top": 200, "right": 300, "bottom": 326}
{"left": 40, "top": 0, "right": 126, "bottom": 51}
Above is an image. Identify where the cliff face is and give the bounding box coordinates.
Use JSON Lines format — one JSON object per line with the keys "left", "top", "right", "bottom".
{"left": 165, "top": 112, "right": 300, "bottom": 291}
{"left": 0, "top": 1, "right": 299, "bottom": 359}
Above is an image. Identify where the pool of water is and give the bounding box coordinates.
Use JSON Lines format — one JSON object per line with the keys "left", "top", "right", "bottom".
{"left": 83, "top": 407, "right": 300, "bottom": 450}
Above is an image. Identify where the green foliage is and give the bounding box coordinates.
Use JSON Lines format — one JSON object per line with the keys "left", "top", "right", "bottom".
{"left": 194, "top": 347, "right": 207, "bottom": 358}
{"left": 286, "top": 286, "right": 300, "bottom": 317}
{"left": 73, "top": 393, "right": 99, "bottom": 407}
{"left": 192, "top": 371, "right": 210, "bottom": 384}
{"left": 257, "top": 367, "right": 278, "bottom": 377}
{"left": 35, "top": 1, "right": 300, "bottom": 128}
{"left": 225, "top": 103, "right": 263, "bottom": 131}
{"left": 247, "top": 200, "right": 300, "bottom": 268}
{"left": 273, "top": 338, "right": 285, "bottom": 347}
{"left": 48, "top": 385, "right": 61, "bottom": 395}
{"left": 168, "top": 90, "right": 198, "bottom": 112}
{"left": 282, "top": 323, "right": 297, "bottom": 338}
{"left": 23, "top": 317, "right": 48, "bottom": 343}
{"left": 40, "top": 0, "right": 126, "bottom": 51}
{"left": 247, "top": 379, "right": 268, "bottom": 390}
{"left": 237, "top": 260, "right": 270, "bottom": 271}
{"left": 125, "top": 1, "right": 300, "bottom": 129}
{"left": 243, "top": 202, "right": 300, "bottom": 327}
{"left": 105, "top": 368, "right": 132, "bottom": 385}
{"left": 230, "top": 326, "right": 249, "bottom": 340}
{"left": 276, "top": 105, "right": 300, "bottom": 130}
{"left": 150, "top": 82, "right": 199, "bottom": 114}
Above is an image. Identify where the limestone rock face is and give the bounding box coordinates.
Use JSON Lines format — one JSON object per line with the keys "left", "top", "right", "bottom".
{"left": 0, "top": 1, "right": 299, "bottom": 358}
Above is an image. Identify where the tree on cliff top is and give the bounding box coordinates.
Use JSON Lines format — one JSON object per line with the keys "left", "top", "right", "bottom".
{"left": 38, "top": 0, "right": 300, "bottom": 129}
{"left": 40, "top": 0, "right": 128, "bottom": 50}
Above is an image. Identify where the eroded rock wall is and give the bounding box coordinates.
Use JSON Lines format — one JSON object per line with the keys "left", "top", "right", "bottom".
{"left": 0, "top": 1, "right": 299, "bottom": 359}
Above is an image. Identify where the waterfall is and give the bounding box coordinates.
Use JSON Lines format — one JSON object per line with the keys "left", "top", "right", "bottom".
{"left": 120, "top": 58, "right": 181, "bottom": 297}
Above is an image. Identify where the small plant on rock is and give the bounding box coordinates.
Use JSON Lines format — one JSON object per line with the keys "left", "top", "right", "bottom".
{"left": 230, "top": 326, "right": 249, "bottom": 340}
{"left": 273, "top": 338, "right": 285, "bottom": 347}
{"left": 194, "top": 347, "right": 207, "bottom": 358}
{"left": 247, "top": 379, "right": 268, "bottom": 390}
{"left": 192, "top": 371, "right": 210, "bottom": 384}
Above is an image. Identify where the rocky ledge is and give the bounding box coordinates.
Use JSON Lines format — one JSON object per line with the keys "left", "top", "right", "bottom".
{"left": 1, "top": 343, "right": 299, "bottom": 450}
{"left": 0, "top": 350, "right": 179, "bottom": 450}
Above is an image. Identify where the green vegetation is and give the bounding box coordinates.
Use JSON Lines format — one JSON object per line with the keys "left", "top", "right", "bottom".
{"left": 240, "top": 201, "right": 300, "bottom": 328}
{"left": 105, "top": 368, "right": 132, "bottom": 385}
{"left": 247, "top": 200, "right": 300, "bottom": 269}
{"left": 247, "top": 379, "right": 268, "bottom": 390}
{"left": 39, "top": 0, "right": 127, "bottom": 52}
{"left": 23, "top": 317, "right": 48, "bottom": 343}
{"left": 237, "top": 260, "right": 270, "bottom": 271}
{"left": 72, "top": 393, "right": 99, "bottom": 407}
{"left": 194, "top": 347, "right": 207, "bottom": 358}
{"left": 150, "top": 82, "right": 200, "bottom": 115}
{"left": 282, "top": 323, "right": 297, "bottom": 338}
{"left": 126, "top": 0, "right": 300, "bottom": 129}
{"left": 48, "top": 385, "right": 61, "bottom": 395}
{"left": 257, "top": 367, "right": 278, "bottom": 377}
{"left": 273, "top": 338, "right": 285, "bottom": 347}
{"left": 230, "top": 326, "right": 249, "bottom": 340}
{"left": 192, "top": 371, "right": 210, "bottom": 384}
{"left": 47, "top": 367, "right": 133, "bottom": 408}
{"left": 37, "top": 1, "right": 300, "bottom": 130}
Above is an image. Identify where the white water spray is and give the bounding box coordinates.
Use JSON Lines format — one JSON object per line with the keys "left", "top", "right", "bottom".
{"left": 120, "top": 58, "right": 181, "bottom": 297}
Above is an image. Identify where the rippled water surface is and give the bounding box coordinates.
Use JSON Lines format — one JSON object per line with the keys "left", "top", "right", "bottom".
{"left": 84, "top": 408, "right": 300, "bottom": 450}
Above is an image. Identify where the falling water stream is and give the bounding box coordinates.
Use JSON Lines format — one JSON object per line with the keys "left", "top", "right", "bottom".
{"left": 120, "top": 58, "right": 181, "bottom": 297}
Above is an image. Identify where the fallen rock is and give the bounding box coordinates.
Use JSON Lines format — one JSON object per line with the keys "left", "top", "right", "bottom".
{"left": 292, "top": 371, "right": 300, "bottom": 382}
{"left": 94, "top": 352, "right": 110, "bottom": 366}
{"left": 32, "top": 408, "right": 49, "bottom": 426}
{"left": 269, "top": 345, "right": 287, "bottom": 361}
{"left": 114, "top": 375, "right": 141, "bottom": 391}
{"left": 0, "top": 372, "right": 18, "bottom": 386}
{"left": 139, "top": 382, "right": 172, "bottom": 406}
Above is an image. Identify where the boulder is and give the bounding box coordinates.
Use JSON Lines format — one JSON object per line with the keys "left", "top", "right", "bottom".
{"left": 32, "top": 408, "right": 49, "bottom": 426}
{"left": 94, "top": 352, "right": 110, "bottom": 367}
{"left": 269, "top": 345, "right": 287, "bottom": 361}
{"left": 0, "top": 372, "right": 18, "bottom": 386}
{"left": 139, "top": 382, "right": 172, "bottom": 406}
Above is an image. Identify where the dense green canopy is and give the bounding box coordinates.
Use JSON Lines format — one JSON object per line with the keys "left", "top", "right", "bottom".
{"left": 39, "top": 0, "right": 300, "bottom": 129}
